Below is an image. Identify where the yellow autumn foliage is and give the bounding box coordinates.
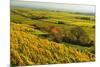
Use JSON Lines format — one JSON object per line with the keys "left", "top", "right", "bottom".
{"left": 11, "top": 23, "right": 95, "bottom": 66}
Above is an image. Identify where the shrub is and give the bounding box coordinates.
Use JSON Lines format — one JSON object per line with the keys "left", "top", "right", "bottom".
{"left": 70, "top": 26, "right": 89, "bottom": 45}
{"left": 57, "top": 21, "right": 65, "bottom": 24}
{"left": 63, "top": 26, "right": 92, "bottom": 46}
{"left": 48, "top": 26, "right": 64, "bottom": 43}
{"left": 92, "top": 25, "right": 95, "bottom": 28}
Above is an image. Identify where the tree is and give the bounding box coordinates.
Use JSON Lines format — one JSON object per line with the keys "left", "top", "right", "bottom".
{"left": 48, "top": 26, "right": 64, "bottom": 43}
{"left": 70, "top": 26, "right": 89, "bottom": 45}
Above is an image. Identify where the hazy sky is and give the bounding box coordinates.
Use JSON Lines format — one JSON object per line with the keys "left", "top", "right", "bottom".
{"left": 11, "top": 0, "right": 95, "bottom": 13}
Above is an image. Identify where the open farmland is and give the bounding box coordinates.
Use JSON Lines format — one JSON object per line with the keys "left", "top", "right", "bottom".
{"left": 10, "top": 7, "right": 95, "bottom": 66}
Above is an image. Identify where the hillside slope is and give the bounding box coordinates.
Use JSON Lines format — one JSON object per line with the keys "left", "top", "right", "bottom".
{"left": 11, "top": 23, "right": 94, "bottom": 66}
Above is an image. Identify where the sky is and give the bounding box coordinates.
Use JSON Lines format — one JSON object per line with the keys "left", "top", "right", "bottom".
{"left": 11, "top": 0, "right": 95, "bottom": 13}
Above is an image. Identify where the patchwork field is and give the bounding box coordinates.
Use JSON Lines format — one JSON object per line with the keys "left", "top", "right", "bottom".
{"left": 10, "top": 7, "right": 95, "bottom": 66}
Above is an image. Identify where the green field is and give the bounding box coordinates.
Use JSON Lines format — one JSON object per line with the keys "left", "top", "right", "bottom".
{"left": 10, "top": 7, "right": 95, "bottom": 66}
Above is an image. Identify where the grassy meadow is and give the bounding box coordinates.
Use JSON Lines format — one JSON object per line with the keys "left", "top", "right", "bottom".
{"left": 10, "top": 7, "right": 95, "bottom": 66}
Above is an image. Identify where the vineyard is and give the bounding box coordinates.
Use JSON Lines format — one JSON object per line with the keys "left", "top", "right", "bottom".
{"left": 10, "top": 7, "right": 95, "bottom": 66}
